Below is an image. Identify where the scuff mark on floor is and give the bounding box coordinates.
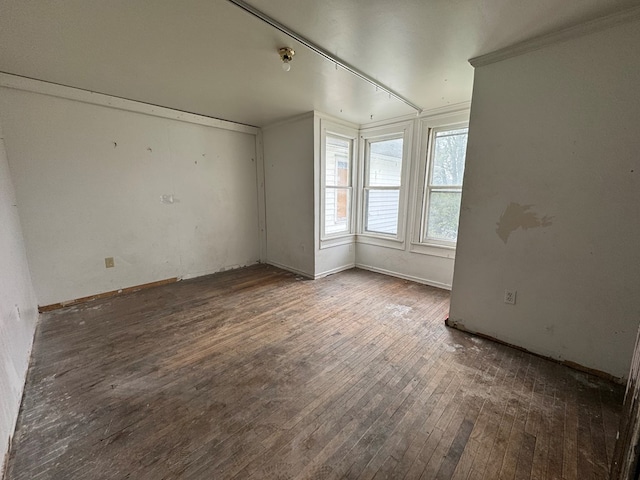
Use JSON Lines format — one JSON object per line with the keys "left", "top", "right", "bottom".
{"left": 385, "top": 304, "right": 412, "bottom": 318}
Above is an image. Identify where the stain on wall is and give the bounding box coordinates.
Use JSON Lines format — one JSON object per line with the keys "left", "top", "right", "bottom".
{"left": 496, "top": 202, "right": 552, "bottom": 243}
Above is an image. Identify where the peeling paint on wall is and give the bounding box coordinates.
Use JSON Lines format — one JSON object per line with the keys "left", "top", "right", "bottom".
{"left": 496, "top": 202, "right": 552, "bottom": 243}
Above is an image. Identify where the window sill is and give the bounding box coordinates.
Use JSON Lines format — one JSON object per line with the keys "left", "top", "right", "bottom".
{"left": 409, "top": 242, "right": 456, "bottom": 259}
{"left": 320, "top": 234, "right": 355, "bottom": 250}
{"left": 356, "top": 233, "right": 405, "bottom": 251}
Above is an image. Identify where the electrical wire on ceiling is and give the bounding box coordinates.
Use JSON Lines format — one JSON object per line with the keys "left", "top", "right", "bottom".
{"left": 226, "top": 0, "right": 423, "bottom": 114}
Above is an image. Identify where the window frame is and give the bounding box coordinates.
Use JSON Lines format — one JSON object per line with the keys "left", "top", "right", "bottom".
{"left": 320, "top": 121, "right": 357, "bottom": 246}
{"left": 357, "top": 122, "right": 413, "bottom": 249}
{"left": 420, "top": 122, "right": 469, "bottom": 247}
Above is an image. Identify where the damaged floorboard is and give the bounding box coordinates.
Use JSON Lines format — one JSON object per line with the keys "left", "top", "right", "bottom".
{"left": 6, "top": 264, "right": 624, "bottom": 479}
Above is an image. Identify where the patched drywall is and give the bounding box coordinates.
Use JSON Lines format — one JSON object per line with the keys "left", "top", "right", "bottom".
{"left": 0, "top": 122, "right": 38, "bottom": 473}
{"left": 496, "top": 202, "right": 552, "bottom": 243}
{"left": 450, "top": 19, "right": 640, "bottom": 379}
{"left": 0, "top": 86, "right": 260, "bottom": 307}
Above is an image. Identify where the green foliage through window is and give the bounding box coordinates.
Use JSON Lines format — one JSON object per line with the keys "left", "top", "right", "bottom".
{"left": 424, "top": 127, "right": 468, "bottom": 244}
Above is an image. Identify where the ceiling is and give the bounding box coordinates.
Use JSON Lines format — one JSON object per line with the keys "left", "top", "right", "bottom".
{"left": 0, "top": 0, "right": 637, "bottom": 127}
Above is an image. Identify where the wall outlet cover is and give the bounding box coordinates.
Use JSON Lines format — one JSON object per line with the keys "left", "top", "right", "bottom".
{"left": 504, "top": 289, "right": 516, "bottom": 305}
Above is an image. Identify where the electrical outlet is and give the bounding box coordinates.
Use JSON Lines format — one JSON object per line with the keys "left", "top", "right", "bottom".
{"left": 504, "top": 289, "right": 516, "bottom": 305}
{"left": 105, "top": 257, "right": 115, "bottom": 268}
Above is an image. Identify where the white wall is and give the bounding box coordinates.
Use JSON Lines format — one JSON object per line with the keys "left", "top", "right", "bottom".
{"left": 264, "top": 112, "right": 357, "bottom": 279}
{"left": 0, "top": 121, "right": 38, "bottom": 473}
{"left": 449, "top": 19, "right": 640, "bottom": 379}
{"left": 355, "top": 243, "right": 455, "bottom": 289}
{"left": 0, "top": 85, "right": 261, "bottom": 307}
{"left": 263, "top": 114, "right": 315, "bottom": 277}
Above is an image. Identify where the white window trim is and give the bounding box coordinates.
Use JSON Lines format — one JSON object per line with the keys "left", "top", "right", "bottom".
{"left": 357, "top": 121, "right": 413, "bottom": 250}
{"left": 320, "top": 120, "right": 358, "bottom": 248}
{"left": 409, "top": 113, "right": 469, "bottom": 257}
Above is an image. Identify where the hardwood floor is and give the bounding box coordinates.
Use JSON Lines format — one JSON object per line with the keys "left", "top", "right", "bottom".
{"left": 6, "top": 265, "right": 623, "bottom": 479}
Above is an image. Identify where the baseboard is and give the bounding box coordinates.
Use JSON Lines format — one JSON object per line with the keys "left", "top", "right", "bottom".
{"left": 445, "top": 317, "right": 623, "bottom": 384}
{"left": 314, "top": 264, "right": 355, "bottom": 279}
{"left": 38, "top": 277, "right": 179, "bottom": 312}
{"left": 355, "top": 263, "right": 452, "bottom": 291}
{"left": 264, "top": 261, "right": 314, "bottom": 279}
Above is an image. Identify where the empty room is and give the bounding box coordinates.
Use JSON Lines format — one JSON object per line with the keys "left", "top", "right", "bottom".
{"left": 1, "top": 1, "right": 640, "bottom": 479}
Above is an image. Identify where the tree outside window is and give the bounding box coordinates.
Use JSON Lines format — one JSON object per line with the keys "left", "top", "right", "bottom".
{"left": 424, "top": 127, "right": 468, "bottom": 244}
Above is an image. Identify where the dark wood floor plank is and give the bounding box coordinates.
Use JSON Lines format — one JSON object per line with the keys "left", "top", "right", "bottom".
{"left": 449, "top": 344, "right": 511, "bottom": 480}
{"left": 498, "top": 358, "right": 535, "bottom": 480}
{"left": 478, "top": 351, "right": 528, "bottom": 480}
{"left": 5, "top": 265, "right": 625, "bottom": 480}
{"left": 601, "top": 381, "right": 625, "bottom": 466}
{"left": 562, "top": 374, "right": 579, "bottom": 480}
{"left": 466, "top": 349, "right": 519, "bottom": 479}
{"left": 360, "top": 336, "right": 485, "bottom": 480}
{"left": 434, "top": 418, "right": 475, "bottom": 479}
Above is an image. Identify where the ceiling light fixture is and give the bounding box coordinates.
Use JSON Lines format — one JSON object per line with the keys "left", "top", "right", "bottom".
{"left": 226, "top": 0, "right": 422, "bottom": 114}
{"left": 279, "top": 47, "right": 295, "bottom": 72}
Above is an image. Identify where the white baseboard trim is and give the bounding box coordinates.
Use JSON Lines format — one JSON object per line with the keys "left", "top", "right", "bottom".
{"left": 265, "top": 261, "right": 314, "bottom": 279}
{"left": 314, "top": 264, "right": 355, "bottom": 279}
{"left": 266, "top": 260, "right": 450, "bottom": 290}
{"left": 355, "top": 263, "right": 452, "bottom": 291}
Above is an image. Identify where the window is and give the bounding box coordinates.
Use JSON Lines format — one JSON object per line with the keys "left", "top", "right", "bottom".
{"left": 363, "top": 136, "right": 404, "bottom": 236}
{"left": 322, "top": 133, "right": 353, "bottom": 238}
{"left": 422, "top": 126, "right": 468, "bottom": 245}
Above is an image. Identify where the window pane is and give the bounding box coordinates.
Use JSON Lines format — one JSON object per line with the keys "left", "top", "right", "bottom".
{"left": 426, "top": 191, "right": 462, "bottom": 242}
{"left": 368, "top": 138, "right": 403, "bottom": 187}
{"left": 431, "top": 128, "right": 468, "bottom": 186}
{"left": 365, "top": 189, "right": 399, "bottom": 235}
{"left": 325, "top": 187, "right": 350, "bottom": 235}
{"left": 325, "top": 136, "right": 350, "bottom": 187}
